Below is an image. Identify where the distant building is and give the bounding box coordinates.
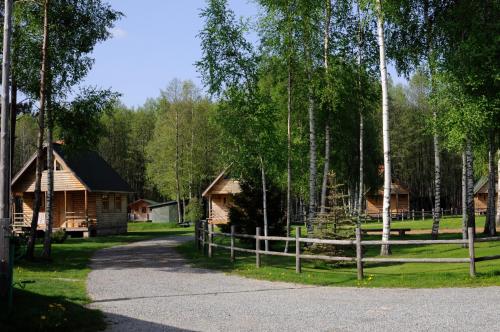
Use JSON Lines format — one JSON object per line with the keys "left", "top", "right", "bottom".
{"left": 366, "top": 182, "right": 410, "bottom": 217}
{"left": 202, "top": 169, "right": 241, "bottom": 224}
{"left": 128, "top": 199, "right": 159, "bottom": 221}
{"left": 149, "top": 201, "right": 179, "bottom": 223}
{"left": 474, "top": 177, "right": 498, "bottom": 214}
{"left": 12, "top": 143, "right": 133, "bottom": 236}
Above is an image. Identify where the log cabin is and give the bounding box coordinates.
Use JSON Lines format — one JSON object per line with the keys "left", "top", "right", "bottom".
{"left": 202, "top": 169, "right": 241, "bottom": 224}
{"left": 366, "top": 182, "right": 410, "bottom": 217}
{"left": 474, "top": 177, "right": 498, "bottom": 214}
{"left": 128, "top": 199, "right": 159, "bottom": 221}
{"left": 12, "top": 143, "right": 133, "bottom": 236}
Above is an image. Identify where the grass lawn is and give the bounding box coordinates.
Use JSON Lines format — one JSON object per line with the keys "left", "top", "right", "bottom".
{"left": 362, "top": 215, "right": 487, "bottom": 231}
{"left": 1, "top": 222, "right": 192, "bottom": 332}
{"left": 177, "top": 218, "right": 500, "bottom": 289}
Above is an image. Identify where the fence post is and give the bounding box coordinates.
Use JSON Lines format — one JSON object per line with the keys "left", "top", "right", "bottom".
{"left": 208, "top": 223, "right": 213, "bottom": 258}
{"left": 295, "top": 227, "right": 301, "bottom": 273}
{"left": 356, "top": 225, "right": 363, "bottom": 280}
{"left": 468, "top": 227, "right": 475, "bottom": 277}
{"left": 412, "top": 210, "right": 415, "bottom": 221}
{"left": 230, "top": 225, "right": 235, "bottom": 262}
{"left": 421, "top": 209, "right": 425, "bottom": 221}
{"left": 256, "top": 227, "right": 261, "bottom": 268}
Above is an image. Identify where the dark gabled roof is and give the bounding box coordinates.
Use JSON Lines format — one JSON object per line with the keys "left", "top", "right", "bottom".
{"left": 149, "top": 201, "right": 178, "bottom": 209}
{"left": 53, "top": 144, "right": 133, "bottom": 193}
{"left": 12, "top": 143, "right": 133, "bottom": 193}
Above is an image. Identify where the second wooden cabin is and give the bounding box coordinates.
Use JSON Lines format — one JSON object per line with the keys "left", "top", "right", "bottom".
{"left": 202, "top": 169, "right": 241, "bottom": 224}
{"left": 474, "top": 177, "right": 498, "bottom": 214}
{"left": 365, "top": 181, "right": 410, "bottom": 217}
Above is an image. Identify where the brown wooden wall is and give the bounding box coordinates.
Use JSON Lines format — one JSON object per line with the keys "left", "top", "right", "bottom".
{"left": 14, "top": 170, "right": 85, "bottom": 193}
{"left": 366, "top": 194, "right": 410, "bottom": 216}
{"left": 95, "top": 193, "right": 128, "bottom": 235}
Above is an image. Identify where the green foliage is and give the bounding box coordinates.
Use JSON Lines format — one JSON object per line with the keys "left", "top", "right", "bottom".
{"left": 145, "top": 79, "right": 222, "bottom": 200}
{"left": 185, "top": 197, "right": 204, "bottom": 223}
{"left": 50, "top": 229, "right": 67, "bottom": 244}
{"left": 224, "top": 181, "right": 285, "bottom": 242}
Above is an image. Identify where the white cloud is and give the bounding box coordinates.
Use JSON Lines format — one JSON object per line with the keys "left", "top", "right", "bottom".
{"left": 110, "top": 27, "right": 127, "bottom": 39}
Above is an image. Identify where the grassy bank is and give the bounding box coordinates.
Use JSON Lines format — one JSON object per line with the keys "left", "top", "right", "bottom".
{"left": 1, "top": 222, "right": 192, "bottom": 332}
{"left": 363, "top": 216, "right": 487, "bottom": 231}
{"left": 178, "top": 220, "right": 500, "bottom": 288}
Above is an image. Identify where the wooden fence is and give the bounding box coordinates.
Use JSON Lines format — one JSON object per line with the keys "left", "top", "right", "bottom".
{"left": 194, "top": 221, "right": 500, "bottom": 279}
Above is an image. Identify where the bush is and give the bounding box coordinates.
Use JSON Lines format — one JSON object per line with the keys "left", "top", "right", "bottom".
{"left": 222, "top": 180, "right": 285, "bottom": 247}
{"left": 185, "top": 197, "right": 204, "bottom": 223}
{"left": 51, "top": 229, "right": 67, "bottom": 243}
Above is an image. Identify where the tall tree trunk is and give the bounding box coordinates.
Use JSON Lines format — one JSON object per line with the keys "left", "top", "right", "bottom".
{"left": 10, "top": 76, "right": 17, "bottom": 172}
{"left": 461, "top": 150, "right": 467, "bottom": 241}
{"left": 431, "top": 113, "right": 441, "bottom": 239}
{"left": 0, "top": 0, "right": 13, "bottom": 301}
{"left": 175, "top": 104, "right": 182, "bottom": 224}
{"left": 42, "top": 96, "right": 53, "bottom": 259}
{"left": 485, "top": 131, "right": 496, "bottom": 235}
{"left": 496, "top": 149, "right": 500, "bottom": 227}
{"left": 376, "top": 0, "right": 391, "bottom": 255}
{"left": 465, "top": 139, "right": 475, "bottom": 237}
{"left": 357, "top": 4, "right": 364, "bottom": 217}
{"left": 307, "top": 77, "right": 317, "bottom": 233}
{"left": 320, "top": 0, "right": 331, "bottom": 214}
{"left": 260, "top": 156, "right": 268, "bottom": 252}
{"left": 27, "top": 0, "right": 49, "bottom": 260}
{"left": 285, "top": 52, "right": 292, "bottom": 252}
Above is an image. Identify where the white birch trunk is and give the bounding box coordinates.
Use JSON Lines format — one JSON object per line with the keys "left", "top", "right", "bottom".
{"left": 376, "top": 0, "right": 391, "bottom": 255}
{"left": 42, "top": 97, "right": 54, "bottom": 258}
{"left": 357, "top": 3, "right": 364, "bottom": 218}
{"left": 485, "top": 132, "right": 496, "bottom": 235}
{"left": 285, "top": 46, "right": 292, "bottom": 253}
{"left": 320, "top": 0, "right": 331, "bottom": 214}
{"left": 260, "top": 156, "right": 268, "bottom": 251}
{"left": 431, "top": 112, "right": 441, "bottom": 239}
{"left": 175, "top": 104, "right": 182, "bottom": 224}
{"left": 466, "top": 139, "right": 475, "bottom": 237}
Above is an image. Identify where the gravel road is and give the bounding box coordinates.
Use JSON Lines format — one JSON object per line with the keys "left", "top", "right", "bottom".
{"left": 88, "top": 236, "right": 500, "bottom": 332}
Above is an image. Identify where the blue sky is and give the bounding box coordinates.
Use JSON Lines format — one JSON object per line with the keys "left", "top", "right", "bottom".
{"left": 81, "top": 0, "right": 258, "bottom": 108}
{"left": 82, "top": 0, "right": 404, "bottom": 108}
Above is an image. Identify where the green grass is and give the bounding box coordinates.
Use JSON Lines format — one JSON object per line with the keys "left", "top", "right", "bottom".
{"left": 177, "top": 225, "right": 500, "bottom": 288}
{"left": 1, "top": 222, "right": 192, "bottom": 332}
{"left": 363, "top": 216, "right": 486, "bottom": 231}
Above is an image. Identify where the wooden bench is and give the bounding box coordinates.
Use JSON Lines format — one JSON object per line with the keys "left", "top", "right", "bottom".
{"left": 362, "top": 228, "right": 411, "bottom": 237}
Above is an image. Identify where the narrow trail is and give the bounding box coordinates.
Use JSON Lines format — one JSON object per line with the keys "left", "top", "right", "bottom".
{"left": 88, "top": 236, "right": 500, "bottom": 332}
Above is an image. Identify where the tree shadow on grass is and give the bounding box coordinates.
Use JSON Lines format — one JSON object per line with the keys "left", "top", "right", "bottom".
{"left": 0, "top": 288, "right": 105, "bottom": 332}
{"left": 0, "top": 289, "right": 195, "bottom": 332}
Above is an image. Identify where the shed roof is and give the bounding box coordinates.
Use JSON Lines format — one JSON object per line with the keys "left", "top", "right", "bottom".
{"left": 12, "top": 143, "right": 133, "bottom": 193}
{"left": 149, "top": 201, "right": 178, "bottom": 209}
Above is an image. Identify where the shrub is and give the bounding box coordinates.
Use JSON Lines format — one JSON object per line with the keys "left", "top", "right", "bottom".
{"left": 222, "top": 180, "right": 285, "bottom": 247}
{"left": 185, "top": 197, "right": 204, "bottom": 223}
{"left": 51, "top": 229, "right": 67, "bottom": 244}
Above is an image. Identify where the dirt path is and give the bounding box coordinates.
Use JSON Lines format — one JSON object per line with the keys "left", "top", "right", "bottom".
{"left": 88, "top": 236, "right": 500, "bottom": 332}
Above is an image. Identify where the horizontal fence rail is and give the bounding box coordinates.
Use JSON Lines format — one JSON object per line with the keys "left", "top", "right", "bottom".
{"left": 194, "top": 220, "right": 500, "bottom": 279}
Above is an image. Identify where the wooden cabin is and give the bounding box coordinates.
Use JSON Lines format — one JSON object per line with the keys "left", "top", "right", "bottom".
{"left": 128, "top": 199, "right": 159, "bottom": 221}
{"left": 202, "top": 170, "right": 241, "bottom": 224}
{"left": 12, "top": 143, "right": 133, "bottom": 236}
{"left": 474, "top": 177, "right": 498, "bottom": 214}
{"left": 366, "top": 182, "right": 410, "bottom": 217}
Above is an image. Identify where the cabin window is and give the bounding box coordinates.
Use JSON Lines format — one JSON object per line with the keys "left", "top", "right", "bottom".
{"left": 141, "top": 207, "right": 147, "bottom": 213}
{"left": 102, "top": 195, "right": 109, "bottom": 211}
{"left": 55, "top": 161, "right": 63, "bottom": 171}
{"left": 115, "top": 195, "right": 122, "bottom": 212}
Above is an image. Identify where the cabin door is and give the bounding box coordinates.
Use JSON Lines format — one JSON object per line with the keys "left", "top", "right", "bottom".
{"left": 54, "top": 192, "right": 65, "bottom": 228}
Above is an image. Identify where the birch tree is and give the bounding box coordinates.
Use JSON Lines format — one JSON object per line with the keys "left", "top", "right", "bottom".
{"left": 375, "top": 0, "right": 391, "bottom": 255}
